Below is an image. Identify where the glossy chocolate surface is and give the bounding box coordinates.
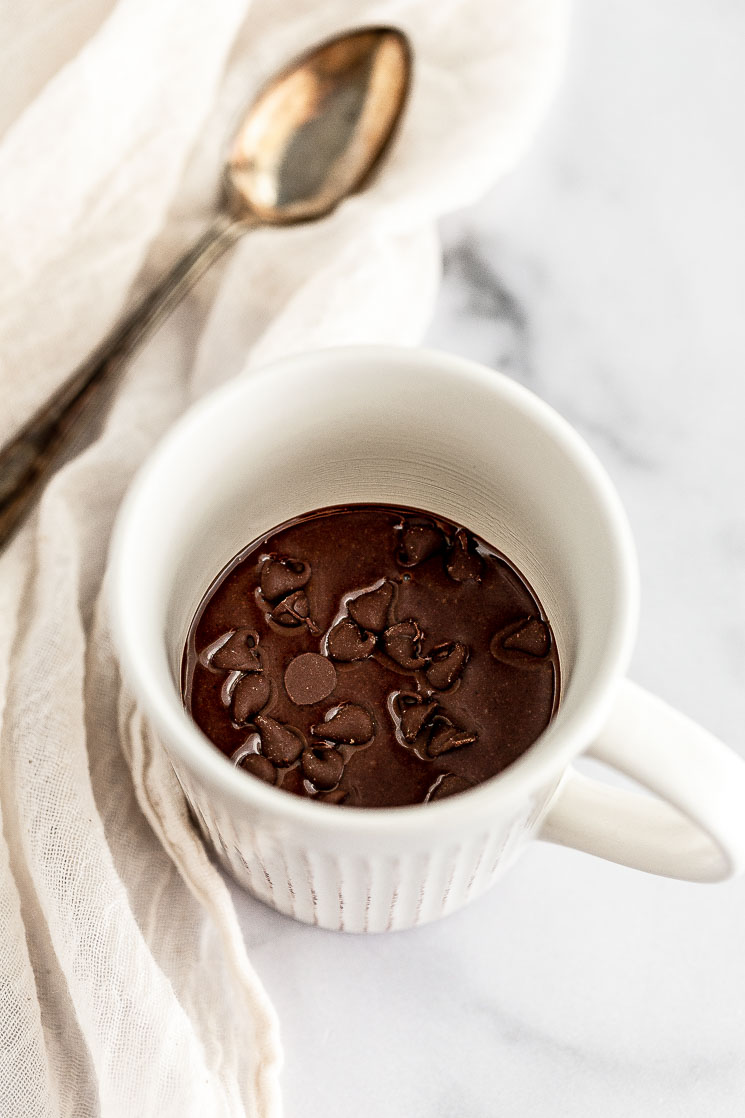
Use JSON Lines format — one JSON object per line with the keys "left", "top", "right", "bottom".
{"left": 182, "top": 505, "right": 559, "bottom": 807}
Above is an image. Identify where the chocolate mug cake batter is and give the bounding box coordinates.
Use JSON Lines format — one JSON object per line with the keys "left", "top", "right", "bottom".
{"left": 182, "top": 505, "right": 559, "bottom": 807}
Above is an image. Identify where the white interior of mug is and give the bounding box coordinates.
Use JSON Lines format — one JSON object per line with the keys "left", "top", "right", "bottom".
{"left": 110, "top": 346, "right": 638, "bottom": 820}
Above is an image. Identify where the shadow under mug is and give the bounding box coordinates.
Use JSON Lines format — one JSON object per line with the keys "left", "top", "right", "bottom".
{"left": 109, "top": 346, "right": 745, "bottom": 932}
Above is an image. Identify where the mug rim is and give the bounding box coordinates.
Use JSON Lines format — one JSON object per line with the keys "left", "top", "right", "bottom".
{"left": 108, "top": 344, "right": 639, "bottom": 833}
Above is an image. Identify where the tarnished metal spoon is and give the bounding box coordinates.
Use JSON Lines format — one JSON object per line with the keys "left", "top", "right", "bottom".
{"left": 0, "top": 26, "right": 411, "bottom": 549}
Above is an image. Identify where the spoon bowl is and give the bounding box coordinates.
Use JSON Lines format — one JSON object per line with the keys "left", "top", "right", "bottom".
{"left": 227, "top": 27, "right": 411, "bottom": 223}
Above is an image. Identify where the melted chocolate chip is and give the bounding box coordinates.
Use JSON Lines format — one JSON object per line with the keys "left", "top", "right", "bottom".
{"left": 426, "top": 773, "right": 473, "bottom": 801}
{"left": 327, "top": 617, "right": 377, "bottom": 662}
{"left": 401, "top": 704, "right": 438, "bottom": 743}
{"left": 237, "top": 753, "right": 277, "bottom": 785}
{"left": 425, "top": 641, "right": 469, "bottom": 690}
{"left": 255, "top": 715, "right": 304, "bottom": 766}
{"left": 318, "top": 788, "right": 349, "bottom": 805}
{"left": 394, "top": 693, "right": 439, "bottom": 744}
{"left": 382, "top": 620, "right": 427, "bottom": 670}
{"left": 347, "top": 581, "right": 394, "bottom": 632}
{"left": 446, "top": 529, "right": 483, "bottom": 583}
{"left": 208, "top": 629, "right": 261, "bottom": 672}
{"left": 260, "top": 556, "right": 311, "bottom": 602}
{"left": 301, "top": 746, "right": 344, "bottom": 790}
{"left": 278, "top": 767, "right": 305, "bottom": 796}
{"left": 426, "top": 717, "right": 477, "bottom": 758}
{"left": 490, "top": 617, "right": 551, "bottom": 664}
{"left": 397, "top": 520, "right": 444, "bottom": 566}
{"left": 232, "top": 673, "right": 271, "bottom": 723}
{"left": 270, "top": 591, "right": 317, "bottom": 631}
{"left": 311, "top": 703, "right": 374, "bottom": 745}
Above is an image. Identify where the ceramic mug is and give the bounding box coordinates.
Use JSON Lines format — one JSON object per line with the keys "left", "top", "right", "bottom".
{"left": 109, "top": 346, "right": 745, "bottom": 932}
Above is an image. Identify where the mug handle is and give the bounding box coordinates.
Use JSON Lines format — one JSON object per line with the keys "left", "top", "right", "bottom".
{"left": 539, "top": 679, "right": 745, "bottom": 882}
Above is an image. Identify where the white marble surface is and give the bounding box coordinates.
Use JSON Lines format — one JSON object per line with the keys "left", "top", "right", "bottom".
{"left": 231, "top": 4, "right": 745, "bottom": 1114}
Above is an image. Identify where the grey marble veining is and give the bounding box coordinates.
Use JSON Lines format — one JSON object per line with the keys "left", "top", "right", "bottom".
{"left": 235, "top": 3, "right": 745, "bottom": 1114}
{"left": 434, "top": 237, "right": 534, "bottom": 385}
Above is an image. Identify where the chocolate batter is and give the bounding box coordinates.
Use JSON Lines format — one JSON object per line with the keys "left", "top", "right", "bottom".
{"left": 182, "top": 505, "right": 559, "bottom": 807}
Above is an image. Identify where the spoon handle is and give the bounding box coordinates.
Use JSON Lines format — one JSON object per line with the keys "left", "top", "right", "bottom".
{"left": 0, "top": 213, "right": 247, "bottom": 551}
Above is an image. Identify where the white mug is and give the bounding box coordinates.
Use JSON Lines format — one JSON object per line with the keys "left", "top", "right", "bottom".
{"left": 109, "top": 345, "right": 745, "bottom": 933}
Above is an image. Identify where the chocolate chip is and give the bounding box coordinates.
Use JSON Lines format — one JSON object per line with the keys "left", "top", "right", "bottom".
{"left": 397, "top": 520, "right": 444, "bottom": 566}
{"left": 327, "top": 618, "right": 377, "bottom": 662}
{"left": 503, "top": 617, "right": 551, "bottom": 656}
{"left": 426, "top": 717, "right": 477, "bottom": 758}
{"left": 260, "top": 556, "right": 311, "bottom": 602}
{"left": 446, "top": 529, "right": 482, "bottom": 583}
{"left": 277, "top": 767, "right": 305, "bottom": 796}
{"left": 238, "top": 753, "right": 277, "bottom": 785}
{"left": 317, "top": 788, "right": 349, "bottom": 805}
{"left": 425, "top": 641, "right": 469, "bottom": 690}
{"left": 347, "top": 581, "right": 394, "bottom": 632}
{"left": 284, "top": 652, "right": 337, "bottom": 706}
{"left": 301, "top": 746, "right": 344, "bottom": 790}
{"left": 208, "top": 628, "right": 261, "bottom": 672}
{"left": 490, "top": 617, "right": 551, "bottom": 664}
{"left": 270, "top": 591, "right": 318, "bottom": 632}
{"left": 426, "top": 773, "right": 473, "bottom": 801}
{"left": 232, "top": 673, "right": 271, "bottom": 722}
{"left": 311, "top": 703, "right": 374, "bottom": 745}
{"left": 382, "top": 620, "right": 427, "bottom": 670}
{"left": 255, "top": 715, "right": 304, "bottom": 766}
{"left": 394, "top": 692, "right": 439, "bottom": 744}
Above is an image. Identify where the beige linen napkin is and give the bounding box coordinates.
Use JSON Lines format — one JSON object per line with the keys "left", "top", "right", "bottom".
{"left": 0, "top": 2, "right": 567, "bottom": 1115}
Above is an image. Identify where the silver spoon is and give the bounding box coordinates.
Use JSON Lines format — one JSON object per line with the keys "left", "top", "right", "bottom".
{"left": 0, "top": 26, "right": 411, "bottom": 549}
